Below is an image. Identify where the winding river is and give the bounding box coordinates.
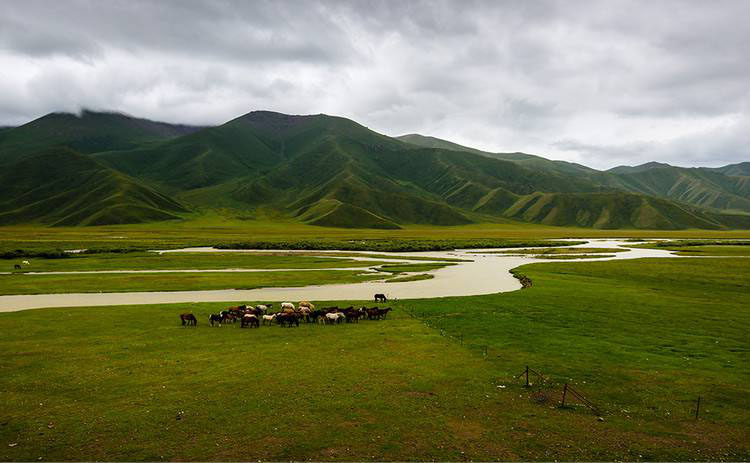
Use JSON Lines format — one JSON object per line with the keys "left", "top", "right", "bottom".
{"left": 0, "top": 239, "right": 677, "bottom": 312}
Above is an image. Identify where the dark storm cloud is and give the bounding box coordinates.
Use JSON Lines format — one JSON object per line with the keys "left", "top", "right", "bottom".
{"left": 1, "top": 0, "right": 749, "bottom": 168}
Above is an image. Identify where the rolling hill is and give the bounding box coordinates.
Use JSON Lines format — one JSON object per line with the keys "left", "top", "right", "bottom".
{"left": 399, "top": 135, "right": 750, "bottom": 216}
{"left": 0, "top": 147, "right": 187, "bottom": 226}
{"left": 0, "top": 109, "right": 748, "bottom": 229}
{"left": 0, "top": 110, "right": 204, "bottom": 163}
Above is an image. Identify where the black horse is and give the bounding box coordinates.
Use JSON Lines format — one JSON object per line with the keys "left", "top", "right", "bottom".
{"left": 240, "top": 314, "right": 259, "bottom": 328}
{"left": 180, "top": 313, "right": 197, "bottom": 326}
{"left": 374, "top": 293, "right": 387, "bottom": 303}
{"left": 208, "top": 313, "right": 225, "bottom": 326}
{"left": 13, "top": 264, "right": 21, "bottom": 270}
{"left": 277, "top": 313, "right": 300, "bottom": 327}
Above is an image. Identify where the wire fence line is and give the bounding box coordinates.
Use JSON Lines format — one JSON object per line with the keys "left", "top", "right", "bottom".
{"left": 403, "top": 305, "right": 706, "bottom": 421}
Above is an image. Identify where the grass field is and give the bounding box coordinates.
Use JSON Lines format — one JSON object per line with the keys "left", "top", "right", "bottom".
{"left": 1, "top": 218, "right": 750, "bottom": 255}
{"left": 0, "top": 269, "right": 383, "bottom": 296}
{"left": 4, "top": 252, "right": 385, "bottom": 273}
{"left": 1, "top": 254, "right": 748, "bottom": 460}
{"left": 489, "top": 247, "right": 627, "bottom": 255}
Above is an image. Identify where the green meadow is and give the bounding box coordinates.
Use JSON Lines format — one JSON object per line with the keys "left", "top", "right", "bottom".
{"left": 0, "top": 224, "right": 749, "bottom": 460}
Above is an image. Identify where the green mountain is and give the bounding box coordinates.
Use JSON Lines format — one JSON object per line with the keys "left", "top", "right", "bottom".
{"left": 500, "top": 192, "right": 750, "bottom": 229}
{"left": 400, "top": 134, "right": 750, "bottom": 216}
{"left": 1, "top": 110, "right": 749, "bottom": 230}
{"left": 396, "top": 133, "right": 597, "bottom": 176}
{"left": 0, "top": 147, "right": 187, "bottom": 226}
{"left": 100, "top": 111, "right": 606, "bottom": 227}
{"left": 0, "top": 110, "right": 204, "bottom": 163}
{"left": 710, "top": 162, "right": 750, "bottom": 176}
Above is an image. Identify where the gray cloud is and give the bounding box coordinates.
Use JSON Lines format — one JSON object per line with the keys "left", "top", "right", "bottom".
{"left": 1, "top": 0, "right": 749, "bottom": 168}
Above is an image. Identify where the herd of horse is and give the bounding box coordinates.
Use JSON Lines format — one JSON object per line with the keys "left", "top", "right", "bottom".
{"left": 179, "top": 296, "right": 392, "bottom": 328}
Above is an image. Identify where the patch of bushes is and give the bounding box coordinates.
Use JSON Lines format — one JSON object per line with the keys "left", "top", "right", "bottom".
{"left": 0, "top": 249, "right": 70, "bottom": 259}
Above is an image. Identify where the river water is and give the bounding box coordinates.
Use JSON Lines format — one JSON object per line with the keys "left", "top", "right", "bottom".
{"left": 0, "top": 239, "right": 677, "bottom": 312}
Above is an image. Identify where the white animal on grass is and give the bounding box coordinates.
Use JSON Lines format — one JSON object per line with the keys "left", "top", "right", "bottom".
{"left": 280, "top": 302, "right": 295, "bottom": 312}
{"left": 262, "top": 314, "right": 276, "bottom": 325}
{"left": 22, "top": 260, "right": 30, "bottom": 265}
{"left": 325, "top": 312, "right": 345, "bottom": 324}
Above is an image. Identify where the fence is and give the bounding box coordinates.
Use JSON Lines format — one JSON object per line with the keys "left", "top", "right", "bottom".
{"left": 403, "top": 305, "right": 706, "bottom": 421}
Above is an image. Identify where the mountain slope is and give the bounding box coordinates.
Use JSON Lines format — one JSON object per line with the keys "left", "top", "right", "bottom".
{"left": 399, "top": 135, "right": 750, "bottom": 215}
{"left": 710, "top": 162, "right": 750, "bottom": 176}
{"left": 0, "top": 110, "right": 205, "bottom": 163}
{"left": 597, "top": 165, "right": 750, "bottom": 213}
{"left": 501, "top": 192, "right": 750, "bottom": 229}
{"left": 2, "top": 109, "right": 749, "bottom": 230}
{"left": 0, "top": 147, "right": 187, "bottom": 226}
{"left": 396, "top": 133, "right": 597, "bottom": 176}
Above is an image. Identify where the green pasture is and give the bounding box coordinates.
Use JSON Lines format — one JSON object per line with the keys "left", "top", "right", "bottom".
{"left": 0, "top": 270, "right": 382, "bottom": 296}
{"left": 0, "top": 256, "right": 748, "bottom": 460}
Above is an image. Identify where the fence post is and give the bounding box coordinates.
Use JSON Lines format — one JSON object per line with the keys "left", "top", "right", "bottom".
{"left": 525, "top": 366, "right": 530, "bottom": 387}
{"left": 562, "top": 383, "right": 568, "bottom": 407}
{"left": 695, "top": 395, "right": 701, "bottom": 420}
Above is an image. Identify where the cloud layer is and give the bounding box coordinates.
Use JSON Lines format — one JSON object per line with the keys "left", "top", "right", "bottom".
{"left": 1, "top": 0, "right": 749, "bottom": 169}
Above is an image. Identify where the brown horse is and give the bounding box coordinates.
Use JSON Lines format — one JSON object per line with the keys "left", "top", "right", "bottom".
{"left": 180, "top": 313, "right": 197, "bottom": 326}
{"left": 240, "top": 314, "right": 259, "bottom": 328}
{"left": 277, "top": 313, "right": 299, "bottom": 327}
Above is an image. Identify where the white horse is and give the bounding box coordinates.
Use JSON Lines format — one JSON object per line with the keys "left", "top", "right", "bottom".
{"left": 262, "top": 314, "right": 276, "bottom": 325}
{"left": 298, "top": 301, "right": 315, "bottom": 310}
{"left": 255, "top": 304, "right": 270, "bottom": 314}
{"left": 22, "top": 260, "right": 30, "bottom": 265}
{"left": 280, "top": 302, "right": 295, "bottom": 313}
{"left": 325, "top": 312, "right": 344, "bottom": 324}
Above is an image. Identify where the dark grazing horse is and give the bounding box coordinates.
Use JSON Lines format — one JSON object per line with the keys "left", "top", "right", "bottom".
{"left": 277, "top": 313, "right": 300, "bottom": 328}
{"left": 374, "top": 293, "right": 387, "bottom": 303}
{"left": 180, "top": 313, "right": 197, "bottom": 326}
{"left": 13, "top": 264, "right": 21, "bottom": 270}
{"left": 240, "top": 314, "right": 259, "bottom": 328}
{"left": 209, "top": 313, "right": 225, "bottom": 326}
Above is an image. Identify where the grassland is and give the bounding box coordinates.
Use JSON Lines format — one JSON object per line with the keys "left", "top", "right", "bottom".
{"left": 0, "top": 270, "right": 381, "bottom": 296}
{"left": 486, "top": 247, "right": 627, "bottom": 255}
{"left": 377, "top": 262, "right": 455, "bottom": 273}
{"left": 4, "top": 252, "right": 384, "bottom": 273}
{"left": 385, "top": 273, "right": 434, "bottom": 282}
{"left": 2, "top": 218, "right": 750, "bottom": 257}
{"left": 630, "top": 240, "right": 750, "bottom": 256}
{"left": 0, "top": 256, "right": 748, "bottom": 460}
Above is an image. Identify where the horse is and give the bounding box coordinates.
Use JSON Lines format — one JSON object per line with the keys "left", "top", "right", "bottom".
{"left": 255, "top": 304, "right": 272, "bottom": 314}
{"left": 277, "top": 313, "right": 299, "bottom": 327}
{"left": 308, "top": 310, "right": 323, "bottom": 323}
{"left": 299, "top": 301, "right": 315, "bottom": 311}
{"left": 378, "top": 307, "right": 392, "bottom": 319}
{"left": 344, "top": 311, "right": 359, "bottom": 323}
{"left": 374, "top": 293, "right": 387, "bottom": 303}
{"left": 22, "top": 260, "right": 30, "bottom": 266}
{"left": 241, "top": 314, "right": 259, "bottom": 328}
{"left": 180, "top": 313, "right": 197, "bottom": 326}
{"left": 261, "top": 313, "right": 277, "bottom": 325}
{"left": 280, "top": 302, "right": 295, "bottom": 313}
{"left": 227, "top": 305, "right": 246, "bottom": 316}
{"left": 209, "top": 313, "right": 225, "bottom": 326}
{"left": 367, "top": 307, "right": 381, "bottom": 320}
{"left": 325, "top": 312, "right": 345, "bottom": 325}
{"left": 13, "top": 264, "right": 21, "bottom": 270}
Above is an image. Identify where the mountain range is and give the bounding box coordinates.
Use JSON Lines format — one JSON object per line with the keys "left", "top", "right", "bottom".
{"left": 1, "top": 109, "right": 749, "bottom": 230}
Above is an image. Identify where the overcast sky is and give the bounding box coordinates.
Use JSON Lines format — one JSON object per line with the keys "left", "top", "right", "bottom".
{"left": 1, "top": 0, "right": 749, "bottom": 169}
